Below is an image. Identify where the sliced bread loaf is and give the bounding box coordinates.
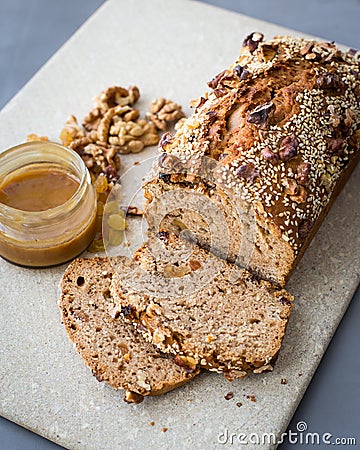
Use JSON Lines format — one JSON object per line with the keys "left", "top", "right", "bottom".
{"left": 110, "top": 232, "right": 293, "bottom": 381}
{"left": 59, "top": 257, "right": 199, "bottom": 403}
{"left": 143, "top": 35, "right": 360, "bottom": 287}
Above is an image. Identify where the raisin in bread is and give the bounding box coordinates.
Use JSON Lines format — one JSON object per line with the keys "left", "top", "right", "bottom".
{"left": 143, "top": 34, "right": 360, "bottom": 286}
{"left": 59, "top": 257, "right": 198, "bottom": 403}
{"left": 110, "top": 232, "right": 293, "bottom": 381}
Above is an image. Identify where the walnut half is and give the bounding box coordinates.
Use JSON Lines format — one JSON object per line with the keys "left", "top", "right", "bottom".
{"left": 147, "top": 98, "right": 184, "bottom": 131}
{"left": 124, "top": 390, "right": 144, "bottom": 404}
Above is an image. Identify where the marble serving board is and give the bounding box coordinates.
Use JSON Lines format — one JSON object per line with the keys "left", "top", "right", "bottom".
{"left": 0, "top": 1, "right": 359, "bottom": 449}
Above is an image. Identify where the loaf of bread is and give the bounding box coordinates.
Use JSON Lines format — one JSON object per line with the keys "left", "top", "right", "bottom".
{"left": 59, "top": 257, "right": 198, "bottom": 403}
{"left": 143, "top": 34, "right": 360, "bottom": 286}
{"left": 110, "top": 232, "right": 293, "bottom": 381}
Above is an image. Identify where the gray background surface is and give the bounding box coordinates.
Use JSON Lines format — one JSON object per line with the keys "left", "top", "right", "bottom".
{"left": 0, "top": 0, "right": 359, "bottom": 449}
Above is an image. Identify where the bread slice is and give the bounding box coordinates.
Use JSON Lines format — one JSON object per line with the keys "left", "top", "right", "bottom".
{"left": 143, "top": 35, "right": 360, "bottom": 287}
{"left": 110, "top": 233, "right": 293, "bottom": 381}
{"left": 59, "top": 257, "right": 199, "bottom": 403}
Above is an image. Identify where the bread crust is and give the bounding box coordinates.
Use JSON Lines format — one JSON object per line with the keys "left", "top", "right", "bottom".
{"left": 143, "top": 35, "right": 360, "bottom": 286}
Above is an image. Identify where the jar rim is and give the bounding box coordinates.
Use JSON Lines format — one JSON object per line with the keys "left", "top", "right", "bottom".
{"left": 0, "top": 141, "right": 90, "bottom": 220}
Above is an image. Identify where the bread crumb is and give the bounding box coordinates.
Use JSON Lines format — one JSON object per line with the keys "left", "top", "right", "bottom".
{"left": 236, "top": 402, "right": 243, "bottom": 408}
{"left": 162, "top": 427, "right": 168, "bottom": 433}
{"left": 281, "top": 378, "right": 287, "bottom": 384}
{"left": 224, "top": 391, "right": 234, "bottom": 400}
{"left": 246, "top": 395, "right": 256, "bottom": 402}
{"left": 134, "top": 161, "right": 140, "bottom": 165}
{"left": 149, "top": 421, "right": 155, "bottom": 426}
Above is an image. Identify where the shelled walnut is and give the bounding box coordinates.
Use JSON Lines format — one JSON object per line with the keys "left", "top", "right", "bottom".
{"left": 105, "top": 118, "right": 159, "bottom": 154}
{"left": 147, "top": 97, "right": 185, "bottom": 131}
{"left": 61, "top": 86, "right": 185, "bottom": 169}
{"left": 69, "top": 138, "right": 121, "bottom": 177}
{"left": 94, "top": 85, "right": 140, "bottom": 112}
{"left": 60, "top": 115, "right": 86, "bottom": 146}
{"left": 56, "top": 85, "right": 185, "bottom": 252}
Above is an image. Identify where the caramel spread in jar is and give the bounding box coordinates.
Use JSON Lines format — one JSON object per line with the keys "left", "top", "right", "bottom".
{"left": 0, "top": 142, "right": 97, "bottom": 267}
{"left": 0, "top": 168, "right": 79, "bottom": 212}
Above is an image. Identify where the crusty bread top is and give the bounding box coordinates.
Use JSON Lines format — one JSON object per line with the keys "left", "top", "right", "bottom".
{"left": 110, "top": 232, "right": 293, "bottom": 380}
{"left": 152, "top": 35, "right": 360, "bottom": 256}
{"left": 59, "top": 257, "right": 198, "bottom": 402}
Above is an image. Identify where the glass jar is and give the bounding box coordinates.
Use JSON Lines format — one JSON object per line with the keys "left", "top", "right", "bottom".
{"left": 0, "top": 141, "right": 97, "bottom": 267}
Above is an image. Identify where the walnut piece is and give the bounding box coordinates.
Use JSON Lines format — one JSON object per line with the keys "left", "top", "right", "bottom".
{"left": 137, "top": 371, "right": 151, "bottom": 391}
{"left": 258, "top": 44, "right": 277, "bottom": 62}
{"left": 95, "top": 103, "right": 158, "bottom": 153}
{"left": 316, "top": 72, "right": 344, "bottom": 90}
{"left": 242, "top": 32, "right": 264, "bottom": 53}
{"left": 321, "top": 173, "right": 333, "bottom": 192}
{"left": 126, "top": 205, "right": 144, "bottom": 216}
{"left": 70, "top": 138, "right": 120, "bottom": 177}
{"left": 207, "top": 70, "right": 227, "bottom": 90}
{"left": 83, "top": 107, "right": 103, "bottom": 132}
{"left": 283, "top": 178, "right": 299, "bottom": 196}
{"left": 124, "top": 391, "right": 144, "bottom": 404}
{"left": 261, "top": 146, "right": 279, "bottom": 162}
{"left": 298, "top": 218, "right": 313, "bottom": 239}
{"left": 174, "top": 355, "right": 198, "bottom": 372}
{"left": 72, "top": 310, "right": 89, "bottom": 322}
{"left": 279, "top": 133, "right": 299, "bottom": 161}
{"left": 83, "top": 86, "right": 140, "bottom": 134}
{"left": 327, "top": 105, "right": 341, "bottom": 128}
{"left": 344, "top": 108, "right": 355, "bottom": 128}
{"left": 247, "top": 102, "right": 274, "bottom": 127}
{"left": 189, "top": 96, "right": 208, "bottom": 110}
{"left": 290, "top": 186, "right": 307, "bottom": 203}
{"left": 159, "top": 132, "right": 174, "bottom": 150}
{"left": 297, "top": 162, "right": 311, "bottom": 186}
{"left": 236, "top": 163, "right": 260, "bottom": 182}
{"left": 327, "top": 138, "right": 345, "bottom": 155}
{"left": 163, "top": 263, "right": 191, "bottom": 278}
{"left": 56, "top": 85, "right": 185, "bottom": 253}
{"left": 98, "top": 105, "right": 135, "bottom": 142}
{"left": 147, "top": 97, "right": 184, "bottom": 131}
{"left": 105, "top": 118, "right": 159, "bottom": 154}
{"left": 283, "top": 176, "right": 307, "bottom": 203}
{"left": 94, "top": 85, "right": 140, "bottom": 112}
{"left": 60, "top": 115, "right": 86, "bottom": 146}
{"left": 233, "top": 65, "right": 250, "bottom": 81}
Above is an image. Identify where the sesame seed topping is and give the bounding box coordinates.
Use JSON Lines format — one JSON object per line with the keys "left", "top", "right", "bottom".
{"left": 158, "top": 35, "right": 359, "bottom": 257}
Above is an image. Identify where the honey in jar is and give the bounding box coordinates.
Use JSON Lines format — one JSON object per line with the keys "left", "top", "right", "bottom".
{"left": 0, "top": 141, "right": 97, "bottom": 267}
